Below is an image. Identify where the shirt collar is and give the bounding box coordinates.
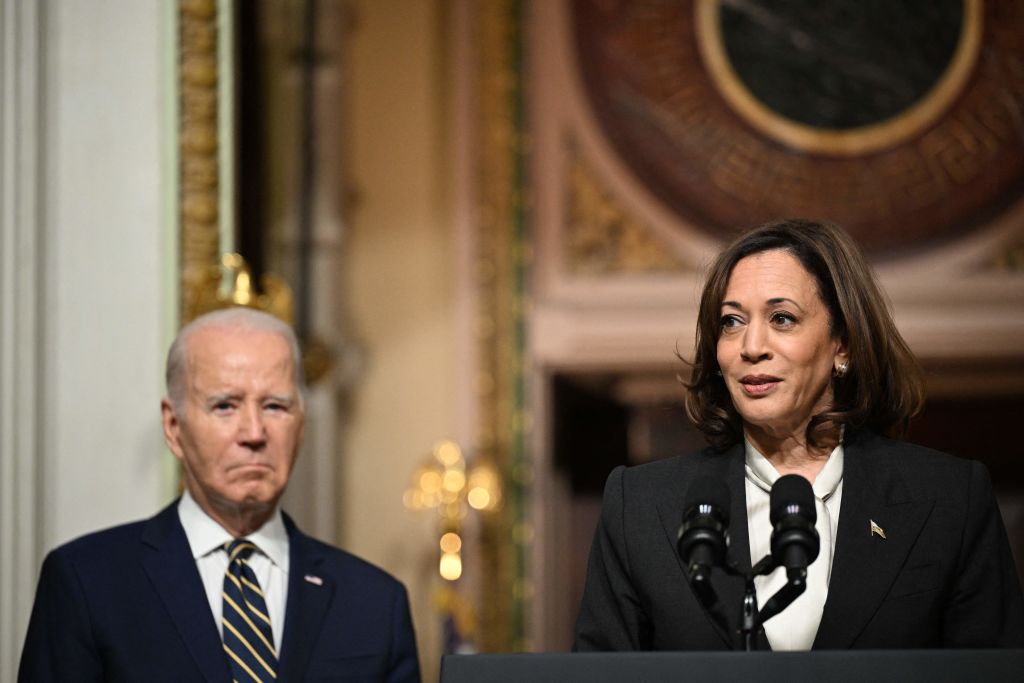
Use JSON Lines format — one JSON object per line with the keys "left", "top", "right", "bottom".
{"left": 178, "top": 488, "right": 290, "bottom": 568}
{"left": 744, "top": 439, "right": 845, "bottom": 501}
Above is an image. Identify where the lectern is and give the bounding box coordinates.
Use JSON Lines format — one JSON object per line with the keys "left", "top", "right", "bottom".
{"left": 440, "top": 650, "right": 1024, "bottom": 683}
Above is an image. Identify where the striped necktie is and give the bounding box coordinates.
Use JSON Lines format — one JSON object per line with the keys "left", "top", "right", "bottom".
{"left": 222, "top": 539, "right": 278, "bottom": 682}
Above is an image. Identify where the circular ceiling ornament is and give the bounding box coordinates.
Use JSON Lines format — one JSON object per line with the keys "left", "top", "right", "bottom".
{"left": 570, "top": 0, "right": 1024, "bottom": 254}
{"left": 695, "top": 0, "right": 981, "bottom": 156}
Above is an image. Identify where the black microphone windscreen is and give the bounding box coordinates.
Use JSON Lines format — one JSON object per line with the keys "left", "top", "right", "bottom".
{"left": 769, "top": 474, "right": 816, "bottom": 524}
{"left": 684, "top": 476, "right": 731, "bottom": 515}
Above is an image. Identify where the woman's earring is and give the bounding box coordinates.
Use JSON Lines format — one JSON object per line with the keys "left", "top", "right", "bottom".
{"left": 834, "top": 362, "right": 849, "bottom": 378}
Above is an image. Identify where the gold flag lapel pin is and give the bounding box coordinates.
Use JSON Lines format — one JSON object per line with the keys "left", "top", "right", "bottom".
{"left": 870, "top": 519, "right": 887, "bottom": 539}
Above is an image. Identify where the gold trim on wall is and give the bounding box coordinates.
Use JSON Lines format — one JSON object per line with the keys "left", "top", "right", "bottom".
{"left": 565, "top": 141, "right": 688, "bottom": 275}
{"left": 474, "top": 0, "right": 529, "bottom": 653}
{"left": 179, "top": 0, "right": 221, "bottom": 323}
{"left": 991, "top": 241, "right": 1024, "bottom": 272}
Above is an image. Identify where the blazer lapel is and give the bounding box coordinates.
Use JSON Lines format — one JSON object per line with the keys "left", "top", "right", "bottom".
{"left": 813, "top": 433, "right": 935, "bottom": 648}
{"left": 278, "top": 515, "right": 335, "bottom": 681}
{"left": 140, "top": 502, "right": 231, "bottom": 683}
{"left": 657, "top": 446, "right": 750, "bottom": 649}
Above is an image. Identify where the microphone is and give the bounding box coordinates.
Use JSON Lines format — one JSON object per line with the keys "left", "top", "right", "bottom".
{"left": 769, "top": 474, "right": 820, "bottom": 581}
{"left": 677, "top": 476, "right": 730, "bottom": 605}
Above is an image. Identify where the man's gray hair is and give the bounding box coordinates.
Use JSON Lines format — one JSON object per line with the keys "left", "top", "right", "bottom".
{"left": 165, "top": 307, "right": 307, "bottom": 410}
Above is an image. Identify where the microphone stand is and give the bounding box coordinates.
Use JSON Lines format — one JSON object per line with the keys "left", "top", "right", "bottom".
{"left": 687, "top": 553, "right": 810, "bottom": 651}
{"left": 735, "top": 554, "right": 808, "bottom": 651}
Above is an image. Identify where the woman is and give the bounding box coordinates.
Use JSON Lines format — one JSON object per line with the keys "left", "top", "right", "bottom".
{"left": 574, "top": 219, "right": 1024, "bottom": 650}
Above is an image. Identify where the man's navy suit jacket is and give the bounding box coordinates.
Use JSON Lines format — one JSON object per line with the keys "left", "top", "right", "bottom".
{"left": 19, "top": 501, "right": 420, "bottom": 682}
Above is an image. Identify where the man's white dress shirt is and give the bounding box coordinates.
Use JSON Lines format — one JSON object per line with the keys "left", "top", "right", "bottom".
{"left": 178, "top": 489, "right": 290, "bottom": 653}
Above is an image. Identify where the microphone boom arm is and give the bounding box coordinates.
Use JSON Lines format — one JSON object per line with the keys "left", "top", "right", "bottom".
{"left": 739, "top": 552, "right": 808, "bottom": 649}
{"left": 756, "top": 566, "right": 808, "bottom": 626}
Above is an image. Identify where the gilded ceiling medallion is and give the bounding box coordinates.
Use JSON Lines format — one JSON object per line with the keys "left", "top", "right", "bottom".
{"left": 695, "top": 0, "right": 981, "bottom": 156}
{"left": 571, "top": 0, "right": 1024, "bottom": 254}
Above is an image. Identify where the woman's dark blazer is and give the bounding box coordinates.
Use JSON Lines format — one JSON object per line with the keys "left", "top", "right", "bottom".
{"left": 574, "top": 430, "right": 1024, "bottom": 650}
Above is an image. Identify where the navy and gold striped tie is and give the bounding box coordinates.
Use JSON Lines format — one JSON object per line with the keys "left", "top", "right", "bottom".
{"left": 223, "top": 539, "right": 278, "bottom": 682}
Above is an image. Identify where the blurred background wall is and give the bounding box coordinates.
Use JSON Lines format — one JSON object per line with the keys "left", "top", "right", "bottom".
{"left": 1, "top": 2, "right": 172, "bottom": 679}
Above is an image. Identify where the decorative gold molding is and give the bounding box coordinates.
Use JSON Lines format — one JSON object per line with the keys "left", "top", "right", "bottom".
{"left": 179, "top": 0, "right": 221, "bottom": 324}
{"left": 475, "top": 0, "right": 529, "bottom": 653}
{"left": 175, "top": 1, "right": 334, "bottom": 385}
{"left": 990, "top": 241, "right": 1024, "bottom": 272}
{"left": 566, "top": 142, "right": 687, "bottom": 274}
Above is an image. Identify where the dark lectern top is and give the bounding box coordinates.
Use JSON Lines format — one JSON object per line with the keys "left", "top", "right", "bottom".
{"left": 440, "top": 650, "right": 1024, "bottom": 683}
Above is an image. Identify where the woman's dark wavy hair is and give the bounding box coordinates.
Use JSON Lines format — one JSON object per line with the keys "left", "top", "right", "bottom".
{"left": 683, "top": 218, "right": 925, "bottom": 451}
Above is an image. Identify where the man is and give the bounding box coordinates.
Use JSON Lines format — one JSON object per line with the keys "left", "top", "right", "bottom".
{"left": 19, "top": 307, "right": 420, "bottom": 682}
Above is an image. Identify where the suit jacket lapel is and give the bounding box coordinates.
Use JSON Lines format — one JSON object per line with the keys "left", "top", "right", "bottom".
{"left": 140, "top": 501, "right": 231, "bottom": 683}
{"left": 813, "top": 432, "right": 935, "bottom": 648}
{"left": 278, "top": 514, "right": 335, "bottom": 681}
{"left": 657, "top": 446, "right": 750, "bottom": 649}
